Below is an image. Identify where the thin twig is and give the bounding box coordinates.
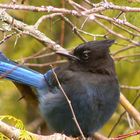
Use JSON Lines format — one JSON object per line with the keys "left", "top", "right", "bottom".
{"left": 120, "top": 93, "right": 140, "bottom": 126}
{"left": 67, "top": 0, "right": 87, "bottom": 11}
{"left": 24, "top": 60, "right": 66, "bottom": 67}
{"left": 94, "top": 13, "right": 140, "bottom": 34}
{"left": 112, "top": 129, "right": 140, "bottom": 140}
{"left": 94, "top": 19, "right": 139, "bottom": 45}
{"left": 17, "top": 52, "right": 55, "bottom": 62}
{"left": 112, "top": 45, "right": 137, "bottom": 56}
{"left": 0, "top": 32, "right": 16, "bottom": 45}
{"left": 121, "top": 85, "right": 140, "bottom": 90}
{"left": 83, "top": 0, "right": 93, "bottom": 6}
{"left": 61, "top": 15, "right": 87, "bottom": 42}
{"left": 60, "top": 0, "right": 65, "bottom": 47}
{"left": 0, "top": 9, "right": 68, "bottom": 53}
{"left": 34, "top": 13, "right": 63, "bottom": 29}
{"left": 114, "top": 53, "right": 140, "bottom": 61}
{"left": 51, "top": 66, "right": 86, "bottom": 140}
{"left": 124, "top": 59, "right": 140, "bottom": 63}
{"left": 108, "top": 92, "right": 140, "bottom": 137}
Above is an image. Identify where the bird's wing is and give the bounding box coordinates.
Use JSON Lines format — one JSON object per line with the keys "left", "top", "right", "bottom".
{"left": 0, "top": 52, "right": 47, "bottom": 89}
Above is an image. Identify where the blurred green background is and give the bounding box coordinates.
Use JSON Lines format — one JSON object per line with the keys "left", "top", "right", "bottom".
{"left": 0, "top": 0, "right": 140, "bottom": 139}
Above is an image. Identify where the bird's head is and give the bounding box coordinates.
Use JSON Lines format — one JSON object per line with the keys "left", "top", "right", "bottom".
{"left": 56, "top": 39, "right": 115, "bottom": 74}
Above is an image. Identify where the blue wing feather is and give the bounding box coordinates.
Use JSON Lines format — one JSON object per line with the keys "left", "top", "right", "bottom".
{"left": 0, "top": 52, "right": 47, "bottom": 89}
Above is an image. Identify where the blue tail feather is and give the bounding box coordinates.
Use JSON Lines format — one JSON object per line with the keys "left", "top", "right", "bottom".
{"left": 0, "top": 52, "right": 47, "bottom": 89}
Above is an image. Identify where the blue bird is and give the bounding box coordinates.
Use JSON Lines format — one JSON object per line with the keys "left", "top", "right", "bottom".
{"left": 0, "top": 40, "right": 120, "bottom": 137}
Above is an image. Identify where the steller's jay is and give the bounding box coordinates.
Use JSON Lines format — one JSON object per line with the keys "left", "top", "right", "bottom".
{"left": 0, "top": 40, "right": 120, "bottom": 137}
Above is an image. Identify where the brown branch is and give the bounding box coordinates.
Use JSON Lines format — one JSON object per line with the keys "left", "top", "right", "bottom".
{"left": 17, "top": 51, "right": 56, "bottom": 63}
{"left": 0, "top": 9, "right": 68, "bottom": 53}
{"left": 109, "top": 3, "right": 140, "bottom": 12}
{"left": 120, "top": 93, "right": 140, "bottom": 126}
{"left": 121, "top": 85, "right": 140, "bottom": 90}
{"left": 114, "top": 53, "right": 140, "bottom": 61}
{"left": 0, "top": 32, "right": 16, "bottom": 45}
{"left": 94, "top": 13, "right": 140, "bottom": 34}
{"left": 81, "top": 2, "right": 140, "bottom": 15}
{"left": 1, "top": 2, "right": 140, "bottom": 45}
{"left": 93, "top": 132, "right": 109, "bottom": 140}
{"left": 0, "top": 120, "right": 109, "bottom": 140}
{"left": 108, "top": 92, "right": 140, "bottom": 137}
{"left": 0, "top": 4, "right": 80, "bottom": 15}
{"left": 1, "top": 2, "right": 140, "bottom": 15}
{"left": 0, "top": 121, "right": 20, "bottom": 140}
{"left": 60, "top": 0, "right": 65, "bottom": 47}
{"left": 62, "top": 15, "right": 104, "bottom": 39}
{"left": 1, "top": 2, "right": 140, "bottom": 23}
{"left": 61, "top": 16, "right": 87, "bottom": 42}
{"left": 34, "top": 13, "right": 63, "bottom": 29}
{"left": 67, "top": 0, "right": 87, "bottom": 11}
{"left": 94, "top": 19, "right": 139, "bottom": 45}
{"left": 24, "top": 60, "right": 66, "bottom": 67}
{"left": 112, "top": 129, "right": 140, "bottom": 140}
{"left": 112, "top": 22, "right": 140, "bottom": 37}
{"left": 112, "top": 45, "right": 136, "bottom": 56}
{"left": 23, "top": 52, "right": 55, "bottom": 60}
{"left": 0, "top": 120, "right": 73, "bottom": 140}
{"left": 83, "top": 0, "right": 93, "bottom": 6}
{"left": 125, "top": 59, "right": 140, "bottom": 63}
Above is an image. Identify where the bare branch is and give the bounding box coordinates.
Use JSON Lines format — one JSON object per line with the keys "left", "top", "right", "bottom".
{"left": 0, "top": 9, "right": 68, "bottom": 53}
{"left": 0, "top": 121, "right": 73, "bottom": 140}
{"left": 67, "top": 0, "right": 87, "bottom": 11}
{"left": 0, "top": 4, "right": 80, "bottom": 15}
{"left": 61, "top": 15, "right": 87, "bottom": 42}
{"left": 24, "top": 60, "right": 66, "bottom": 67}
{"left": 34, "top": 13, "right": 63, "bottom": 29}
{"left": 120, "top": 93, "right": 140, "bottom": 126}
{"left": 0, "top": 32, "right": 16, "bottom": 45}
{"left": 121, "top": 85, "right": 140, "bottom": 90}
{"left": 112, "top": 130, "right": 140, "bottom": 140}
{"left": 112, "top": 45, "right": 136, "bottom": 56}
{"left": 108, "top": 92, "right": 140, "bottom": 137}
{"left": 94, "top": 19, "right": 139, "bottom": 45}
{"left": 94, "top": 13, "right": 140, "bottom": 34}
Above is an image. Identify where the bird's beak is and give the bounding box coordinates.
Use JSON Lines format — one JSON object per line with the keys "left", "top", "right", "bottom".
{"left": 56, "top": 50, "right": 80, "bottom": 61}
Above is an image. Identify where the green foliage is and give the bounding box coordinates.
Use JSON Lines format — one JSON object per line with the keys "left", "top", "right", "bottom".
{"left": 0, "top": 115, "right": 24, "bottom": 129}
{"left": 0, "top": 133, "right": 9, "bottom": 140}
{"left": 0, "top": 115, "right": 35, "bottom": 140}
{"left": 19, "top": 130, "right": 36, "bottom": 140}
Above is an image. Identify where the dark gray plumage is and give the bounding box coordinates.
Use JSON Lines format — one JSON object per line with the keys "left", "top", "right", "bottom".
{"left": 0, "top": 40, "right": 120, "bottom": 137}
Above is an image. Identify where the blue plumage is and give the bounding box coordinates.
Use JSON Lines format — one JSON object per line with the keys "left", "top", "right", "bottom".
{"left": 0, "top": 52, "right": 47, "bottom": 89}
{"left": 0, "top": 40, "right": 120, "bottom": 137}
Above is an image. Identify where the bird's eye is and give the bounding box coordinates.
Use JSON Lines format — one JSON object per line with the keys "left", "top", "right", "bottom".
{"left": 81, "top": 50, "right": 91, "bottom": 60}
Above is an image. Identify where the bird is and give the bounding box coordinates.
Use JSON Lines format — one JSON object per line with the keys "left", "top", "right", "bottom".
{"left": 0, "top": 39, "right": 120, "bottom": 137}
